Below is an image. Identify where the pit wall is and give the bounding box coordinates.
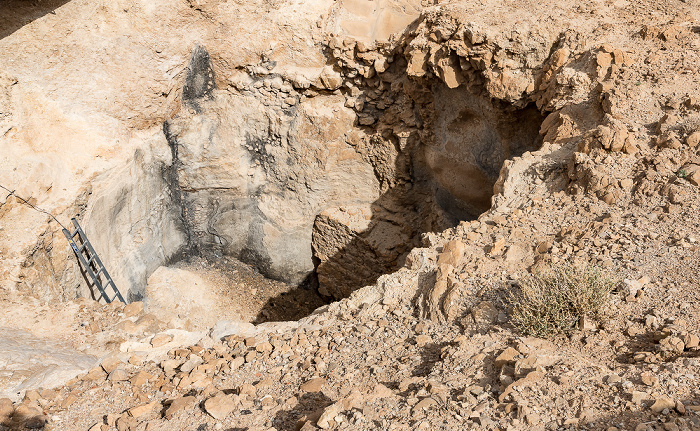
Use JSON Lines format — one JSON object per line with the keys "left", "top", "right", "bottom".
{"left": 163, "top": 29, "right": 547, "bottom": 298}
{"left": 11, "top": 2, "right": 554, "bottom": 302}
{"left": 2, "top": 0, "right": 632, "bottom": 303}
{"left": 79, "top": 131, "right": 187, "bottom": 302}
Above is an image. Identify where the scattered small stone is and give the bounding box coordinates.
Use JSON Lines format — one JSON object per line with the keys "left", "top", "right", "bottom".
{"left": 317, "top": 402, "right": 342, "bottom": 429}
{"left": 204, "top": 393, "right": 238, "bottom": 420}
{"left": 579, "top": 315, "right": 597, "bottom": 331}
{"left": 495, "top": 347, "right": 520, "bottom": 368}
{"left": 681, "top": 333, "right": 699, "bottom": 349}
{"left": 415, "top": 334, "right": 432, "bottom": 347}
{"left": 651, "top": 397, "right": 675, "bottom": 413}
{"left": 108, "top": 368, "right": 129, "bottom": 382}
{"left": 128, "top": 401, "right": 158, "bottom": 418}
{"left": 606, "top": 374, "right": 621, "bottom": 384}
{"left": 640, "top": 373, "right": 658, "bottom": 386}
{"left": 164, "top": 396, "right": 197, "bottom": 419}
{"left": 412, "top": 397, "right": 437, "bottom": 415}
{"left": 151, "top": 333, "right": 174, "bottom": 347}
{"left": 632, "top": 391, "right": 647, "bottom": 404}
{"left": 180, "top": 355, "right": 203, "bottom": 373}
{"left": 130, "top": 370, "right": 154, "bottom": 387}
{"left": 300, "top": 377, "right": 326, "bottom": 393}
{"left": 123, "top": 301, "right": 144, "bottom": 318}
{"left": 659, "top": 337, "right": 685, "bottom": 354}
{"left": 61, "top": 394, "right": 79, "bottom": 408}
{"left": 101, "top": 356, "right": 124, "bottom": 374}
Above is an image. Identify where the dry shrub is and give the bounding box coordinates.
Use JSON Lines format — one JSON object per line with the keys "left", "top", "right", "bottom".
{"left": 508, "top": 263, "right": 618, "bottom": 337}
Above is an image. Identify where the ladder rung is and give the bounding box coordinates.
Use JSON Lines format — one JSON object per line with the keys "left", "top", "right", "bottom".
{"left": 67, "top": 218, "right": 125, "bottom": 304}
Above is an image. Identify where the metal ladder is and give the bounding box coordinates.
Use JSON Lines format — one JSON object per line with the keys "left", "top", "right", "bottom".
{"left": 62, "top": 218, "right": 125, "bottom": 304}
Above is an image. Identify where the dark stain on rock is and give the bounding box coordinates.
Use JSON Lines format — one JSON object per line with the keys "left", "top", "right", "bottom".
{"left": 183, "top": 44, "right": 216, "bottom": 112}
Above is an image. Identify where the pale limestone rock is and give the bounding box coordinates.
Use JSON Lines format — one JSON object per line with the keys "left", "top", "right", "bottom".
{"left": 108, "top": 368, "right": 129, "bottom": 382}
{"left": 317, "top": 402, "right": 342, "bottom": 429}
{"left": 300, "top": 377, "right": 326, "bottom": 392}
{"left": 0, "top": 397, "right": 13, "bottom": 419}
{"left": 145, "top": 267, "right": 220, "bottom": 331}
{"left": 319, "top": 66, "right": 343, "bottom": 90}
{"left": 123, "top": 302, "right": 144, "bottom": 318}
{"left": 100, "top": 357, "right": 124, "bottom": 374}
{"left": 165, "top": 396, "right": 197, "bottom": 419}
{"left": 682, "top": 164, "right": 700, "bottom": 186}
{"left": 128, "top": 401, "right": 158, "bottom": 418}
{"left": 150, "top": 333, "right": 174, "bottom": 348}
{"left": 204, "top": 393, "right": 238, "bottom": 420}
{"left": 418, "top": 240, "right": 465, "bottom": 323}
{"left": 495, "top": 347, "right": 520, "bottom": 368}
{"left": 650, "top": 397, "right": 675, "bottom": 413}
{"left": 686, "top": 131, "right": 700, "bottom": 148}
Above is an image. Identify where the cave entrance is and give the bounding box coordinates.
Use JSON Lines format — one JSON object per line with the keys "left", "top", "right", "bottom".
{"left": 152, "top": 85, "right": 544, "bottom": 327}
{"left": 80, "top": 56, "right": 544, "bottom": 329}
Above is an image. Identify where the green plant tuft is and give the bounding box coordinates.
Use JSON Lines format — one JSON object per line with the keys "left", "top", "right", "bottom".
{"left": 678, "top": 169, "right": 688, "bottom": 179}
{"left": 508, "top": 263, "right": 618, "bottom": 338}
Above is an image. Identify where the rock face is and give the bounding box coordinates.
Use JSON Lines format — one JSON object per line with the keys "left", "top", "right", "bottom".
{"left": 167, "top": 80, "right": 381, "bottom": 285}
{"left": 0, "top": 0, "right": 559, "bottom": 302}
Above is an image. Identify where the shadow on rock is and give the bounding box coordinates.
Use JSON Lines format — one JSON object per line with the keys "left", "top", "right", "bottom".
{"left": 412, "top": 341, "right": 452, "bottom": 378}
{"left": 271, "top": 392, "right": 333, "bottom": 431}
{"left": 252, "top": 273, "right": 330, "bottom": 324}
{"left": 0, "top": 0, "right": 72, "bottom": 40}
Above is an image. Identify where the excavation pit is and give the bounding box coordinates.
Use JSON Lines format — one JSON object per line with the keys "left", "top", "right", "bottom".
{"left": 54, "top": 46, "right": 545, "bottom": 328}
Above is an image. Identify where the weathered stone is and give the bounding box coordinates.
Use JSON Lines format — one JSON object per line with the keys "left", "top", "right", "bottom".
{"left": 317, "top": 402, "right": 342, "bottom": 429}
{"left": 300, "top": 377, "right": 326, "bottom": 393}
{"left": 238, "top": 383, "right": 257, "bottom": 397}
{"left": 471, "top": 301, "right": 499, "bottom": 325}
{"left": 681, "top": 333, "right": 699, "bottom": 349}
{"left": 319, "top": 66, "right": 343, "bottom": 91}
{"left": 61, "top": 393, "right": 79, "bottom": 408}
{"left": 0, "top": 397, "right": 13, "bottom": 418}
{"left": 640, "top": 373, "right": 658, "bottom": 386}
{"left": 659, "top": 337, "right": 685, "bottom": 354}
{"left": 494, "top": 347, "right": 520, "bottom": 368}
{"left": 150, "top": 333, "right": 174, "bottom": 348}
{"left": 631, "top": 391, "right": 647, "bottom": 405}
{"left": 412, "top": 397, "right": 437, "bottom": 414}
{"left": 180, "top": 355, "right": 203, "bottom": 373}
{"left": 686, "top": 131, "right": 700, "bottom": 148}
{"left": 681, "top": 164, "right": 700, "bottom": 187}
{"left": 164, "top": 396, "right": 197, "bottom": 419}
{"left": 579, "top": 315, "right": 597, "bottom": 331}
{"left": 204, "top": 393, "right": 238, "bottom": 420}
{"left": 129, "top": 401, "right": 158, "bottom": 418}
{"left": 650, "top": 397, "right": 675, "bottom": 413}
{"left": 130, "top": 371, "right": 154, "bottom": 387}
{"left": 415, "top": 334, "right": 432, "bottom": 347}
{"left": 101, "top": 357, "right": 124, "bottom": 374}
{"left": 123, "top": 302, "right": 144, "bottom": 318}
{"left": 108, "top": 368, "right": 129, "bottom": 382}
